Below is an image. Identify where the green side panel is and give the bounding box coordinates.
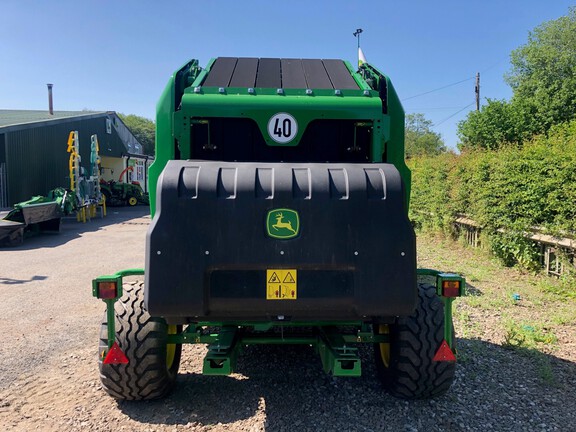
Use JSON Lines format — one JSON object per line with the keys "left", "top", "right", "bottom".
{"left": 384, "top": 78, "right": 411, "bottom": 209}
{"left": 149, "top": 77, "right": 175, "bottom": 217}
{"left": 150, "top": 59, "right": 205, "bottom": 216}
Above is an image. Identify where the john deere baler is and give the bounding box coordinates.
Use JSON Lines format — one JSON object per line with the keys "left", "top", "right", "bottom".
{"left": 93, "top": 57, "right": 464, "bottom": 401}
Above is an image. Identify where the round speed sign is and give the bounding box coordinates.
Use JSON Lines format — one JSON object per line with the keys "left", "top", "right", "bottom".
{"left": 267, "top": 113, "right": 298, "bottom": 144}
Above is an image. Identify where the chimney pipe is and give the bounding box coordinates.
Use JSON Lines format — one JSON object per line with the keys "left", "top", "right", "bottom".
{"left": 47, "top": 83, "right": 54, "bottom": 115}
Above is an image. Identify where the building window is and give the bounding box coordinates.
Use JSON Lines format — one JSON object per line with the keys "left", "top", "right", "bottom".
{"left": 136, "top": 161, "right": 144, "bottom": 182}
{"left": 106, "top": 118, "right": 112, "bottom": 134}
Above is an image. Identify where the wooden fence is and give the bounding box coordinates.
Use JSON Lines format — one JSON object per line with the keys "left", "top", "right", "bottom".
{"left": 453, "top": 215, "right": 575, "bottom": 276}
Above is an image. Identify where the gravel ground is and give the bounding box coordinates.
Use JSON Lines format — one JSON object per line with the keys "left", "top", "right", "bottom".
{"left": 0, "top": 208, "right": 575, "bottom": 431}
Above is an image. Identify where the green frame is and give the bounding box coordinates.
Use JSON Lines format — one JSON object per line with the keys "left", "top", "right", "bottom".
{"left": 93, "top": 269, "right": 464, "bottom": 371}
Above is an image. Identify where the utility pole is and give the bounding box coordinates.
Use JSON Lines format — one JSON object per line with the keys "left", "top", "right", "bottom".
{"left": 475, "top": 72, "right": 480, "bottom": 111}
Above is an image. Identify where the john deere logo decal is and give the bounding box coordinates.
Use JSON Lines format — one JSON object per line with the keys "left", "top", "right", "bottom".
{"left": 266, "top": 208, "right": 299, "bottom": 239}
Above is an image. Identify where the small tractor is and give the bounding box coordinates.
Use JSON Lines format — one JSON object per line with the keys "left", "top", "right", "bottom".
{"left": 99, "top": 167, "right": 148, "bottom": 207}
{"left": 93, "top": 56, "right": 464, "bottom": 400}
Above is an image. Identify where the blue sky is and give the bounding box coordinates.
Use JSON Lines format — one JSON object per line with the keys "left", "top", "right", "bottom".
{"left": 1, "top": 0, "right": 574, "bottom": 149}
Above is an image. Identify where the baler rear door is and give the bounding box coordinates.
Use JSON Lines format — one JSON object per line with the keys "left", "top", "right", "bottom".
{"left": 145, "top": 160, "right": 417, "bottom": 322}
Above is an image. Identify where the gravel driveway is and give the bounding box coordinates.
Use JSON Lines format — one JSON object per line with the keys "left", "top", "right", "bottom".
{"left": 0, "top": 207, "right": 574, "bottom": 431}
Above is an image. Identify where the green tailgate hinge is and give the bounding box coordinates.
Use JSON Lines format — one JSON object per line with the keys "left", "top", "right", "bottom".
{"left": 317, "top": 328, "right": 362, "bottom": 377}
{"left": 202, "top": 326, "right": 241, "bottom": 375}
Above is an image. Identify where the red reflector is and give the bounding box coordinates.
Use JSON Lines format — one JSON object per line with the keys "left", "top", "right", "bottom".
{"left": 442, "top": 280, "right": 461, "bottom": 297}
{"left": 98, "top": 281, "right": 117, "bottom": 299}
{"left": 103, "top": 342, "right": 129, "bottom": 365}
{"left": 433, "top": 340, "right": 456, "bottom": 362}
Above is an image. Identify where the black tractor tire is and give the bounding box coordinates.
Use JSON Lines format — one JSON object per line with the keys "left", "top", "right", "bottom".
{"left": 374, "top": 283, "right": 456, "bottom": 399}
{"left": 98, "top": 281, "right": 182, "bottom": 400}
{"left": 127, "top": 196, "right": 138, "bottom": 206}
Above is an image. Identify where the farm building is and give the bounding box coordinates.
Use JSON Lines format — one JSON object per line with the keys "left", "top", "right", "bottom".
{"left": 0, "top": 110, "right": 153, "bottom": 209}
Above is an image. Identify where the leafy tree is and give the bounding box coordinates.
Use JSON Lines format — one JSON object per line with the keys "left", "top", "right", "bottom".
{"left": 506, "top": 7, "right": 576, "bottom": 131}
{"left": 458, "top": 8, "right": 576, "bottom": 150}
{"left": 457, "top": 99, "right": 526, "bottom": 150}
{"left": 405, "top": 113, "right": 446, "bottom": 157}
{"left": 118, "top": 113, "right": 155, "bottom": 155}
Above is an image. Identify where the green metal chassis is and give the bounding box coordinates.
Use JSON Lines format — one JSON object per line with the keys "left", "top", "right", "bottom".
{"left": 93, "top": 268, "right": 463, "bottom": 377}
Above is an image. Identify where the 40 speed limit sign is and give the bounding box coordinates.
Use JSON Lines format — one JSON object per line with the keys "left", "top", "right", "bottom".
{"left": 267, "top": 113, "right": 298, "bottom": 144}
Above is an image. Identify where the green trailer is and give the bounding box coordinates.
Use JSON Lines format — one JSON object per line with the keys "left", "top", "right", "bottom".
{"left": 93, "top": 56, "right": 465, "bottom": 400}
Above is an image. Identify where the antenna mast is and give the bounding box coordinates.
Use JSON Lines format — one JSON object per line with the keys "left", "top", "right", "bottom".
{"left": 353, "top": 28, "right": 364, "bottom": 67}
{"left": 353, "top": 28, "right": 363, "bottom": 49}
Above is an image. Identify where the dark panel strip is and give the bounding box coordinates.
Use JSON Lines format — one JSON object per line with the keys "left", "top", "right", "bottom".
{"left": 302, "top": 59, "right": 333, "bottom": 89}
{"left": 229, "top": 57, "right": 259, "bottom": 87}
{"left": 256, "top": 58, "right": 281, "bottom": 88}
{"left": 203, "top": 57, "right": 238, "bottom": 87}
{"left": 281, "top": 59, "right": 307, "bottom": 89}
{"left": 323, "top": 59, "right": 359, "bottom": 90}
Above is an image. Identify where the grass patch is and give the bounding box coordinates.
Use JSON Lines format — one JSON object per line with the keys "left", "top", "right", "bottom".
{"left": 500, "top": 320, "right": 559, "bottom": 385}
{"left": 417, "top": 230, "right": 576, "bottom": 363}
{"left": 535, "top": 353, "right": 556, "bottom": 385}
{"left": 465, "top": 266, "right": 492, "bottom": 283}
{"left": 538, "top": 274, "right": 576, "bottom": 301}
{"left": 455, "top": 309, "right": 471, "bottom": 324}
{"left": 453, "top": 308, "right": 483, "bottom": 339}
{"left": 502, "top": 319, "right": 557, "bottom": 349}
{"left": 464, "top": 290, "right": 512, "bottom": 310}
{"left": 549, "top": 310, "right": 576, "bottom": 326}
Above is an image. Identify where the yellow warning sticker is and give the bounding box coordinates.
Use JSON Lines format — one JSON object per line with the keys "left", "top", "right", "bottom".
{"left": 266, "top": 269, "right": 297, "bottom": 300}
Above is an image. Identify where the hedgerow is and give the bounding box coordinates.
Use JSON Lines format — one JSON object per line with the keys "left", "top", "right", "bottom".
{"left": 408, "top": 119, "right": 576, "bottom": 270}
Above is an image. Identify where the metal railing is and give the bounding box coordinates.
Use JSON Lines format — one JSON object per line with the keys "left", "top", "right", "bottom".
{"left": 452, "top": 214, "right": 575, "bottom": 276}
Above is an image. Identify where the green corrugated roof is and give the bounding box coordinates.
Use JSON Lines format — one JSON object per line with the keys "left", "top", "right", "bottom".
{"left": 0, "top": 109, "right": 106, "bottom": 128}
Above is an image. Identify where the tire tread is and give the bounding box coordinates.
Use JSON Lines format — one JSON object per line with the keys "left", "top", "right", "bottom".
{"left": 98, "top": 281, "right": 180, "bottom": 400}
{"left": 375, "top": 283, "right": 456, "bottom": 399}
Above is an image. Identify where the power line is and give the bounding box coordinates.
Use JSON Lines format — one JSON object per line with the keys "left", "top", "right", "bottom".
{"left": 433, "top": 102, "right": 476, "bottom": 127}
{"left": 480, "top": 56, "right": 509, "bottom": 74}
{"left": 401, "top": 76, "right": 475, "bottom": 101}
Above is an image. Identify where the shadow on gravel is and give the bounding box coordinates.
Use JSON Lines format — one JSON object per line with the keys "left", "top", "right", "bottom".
{"left": 0, "top": 206, "right": 150, "bottom": 250}
{"left": 116, "top": 337, "right": 576, "bottom": 431}
{"left": 0, "top": 275, "right": 47, "bottom": 285}
{"left": 118, "top": 373, "right": 262, "bottom": 425}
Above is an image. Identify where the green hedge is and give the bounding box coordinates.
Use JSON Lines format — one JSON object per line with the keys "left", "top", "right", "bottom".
{"left": 408, "top": 120, "right": 576, "bottom": 269}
